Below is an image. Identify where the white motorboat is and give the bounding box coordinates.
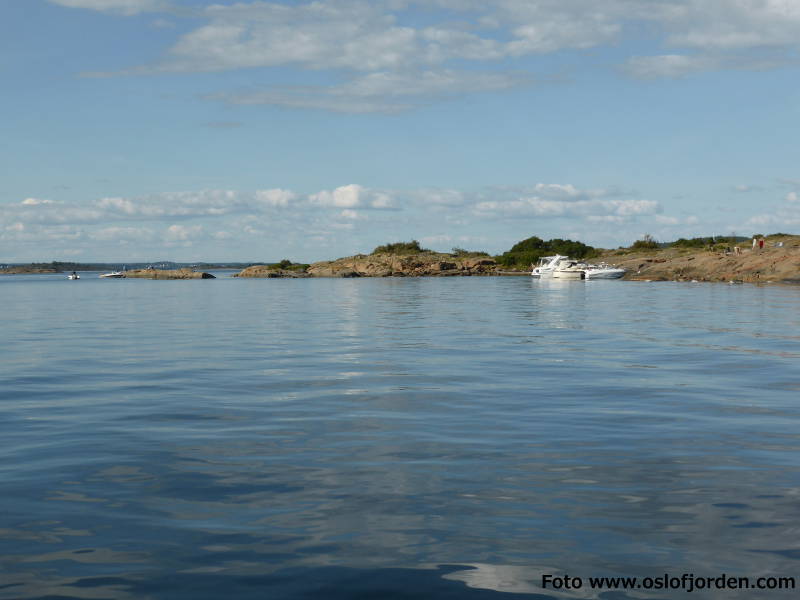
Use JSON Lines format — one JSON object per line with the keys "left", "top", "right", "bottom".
{"left": 67, "top": 273, "right": 80, "bottom": 280}
{"left": 551, "top": 259, "right": 586, "bottom": 280}
{"left": 99, "top": 271, "right": 124, "bottom": 278}
{"left": 531, "top": 255, "right": 567, "bottom": 278}
{"left": 532, "top": 255, "right": 625, "bottom": 280}
{"left": 580, "top": 262, "right": 626, "bottom": 279}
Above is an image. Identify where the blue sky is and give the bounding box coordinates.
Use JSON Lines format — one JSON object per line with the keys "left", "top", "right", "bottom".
{"left": 2, "top": 0, "right": 800, "bottom": 262}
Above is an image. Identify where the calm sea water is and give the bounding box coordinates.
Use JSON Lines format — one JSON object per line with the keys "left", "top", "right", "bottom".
{"left": 2, "top": 273, "right": 800, "bottom": 599}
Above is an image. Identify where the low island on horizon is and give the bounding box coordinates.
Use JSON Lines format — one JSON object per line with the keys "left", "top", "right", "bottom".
{"left": 3, "top": 234, "right": 800, "bottom": 284}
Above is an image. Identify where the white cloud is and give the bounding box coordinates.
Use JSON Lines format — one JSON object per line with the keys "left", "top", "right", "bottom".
{"left": 49, "top": 0, "right": 169, "bottom": 15}
{"left": 254, "top": 188, "right": 296, "bottom": 207}
{"left": 340, "top": 209, "right": 366, "bottom": 220}
{"left": 136, "top": 0, "right": 630, "bottom": 77}
{"left": 473, "top": 184, "right": 661, "bottom": 221}
{"left": 624, "top": 54, "right": 718, "bottom": 79}
{"left": 21, "top": 197, "right": 56, "bottom": 206}
{"left": 89, "top": 226, "right": 155, "bottom": 242}
{"left": 418, "top": 189, "right": 467, "bottom": 207}
{"left": 744, "top": 187, "right": 800, "bottom": 228}
{"left": 158, "top": 1, "right": 420, "bottom": 73}
{"left": 651, "top": 214, "right": 700, "bottom": 228}
{"left": 310, "top": 184, "right": 363, "bottom": 208}
{"left": 660, "top": 0, "right": 800, "bottom": 50}
{"left": 60, "top": 0, "right": 800, "bottom": 112}
{"left": 165, "top": 224, "right": 203, "bottom": 242}
{"left": 309, "top": 184, "right": 396, "bottom": 209}
{"left": 209, "top": 69, "right": 531, "bottom": 113}
{"left": 96, "top": 190, "right": 243, "bottom": 218}
{"left": 0, "top": 223, "right": 84, "bottom": 243}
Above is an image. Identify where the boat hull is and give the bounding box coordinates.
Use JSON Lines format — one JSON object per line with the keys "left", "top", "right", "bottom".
{"left": 552, "top": 269, "right": 585, "bottom": 280}
{"left": 585, "top": 268, "right": 625, "bottom": 279}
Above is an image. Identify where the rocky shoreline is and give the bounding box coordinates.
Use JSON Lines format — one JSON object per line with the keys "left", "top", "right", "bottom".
{"left": 234, "top": 235, "right": 800, "bottom": 283}
{"left": 4, "top": 235, "right": 799, "bottom": 283}
{"left": 236, "top": 253, "right": 498, "bottom": 278}
{"left": 0, "top": 266, "right": 59, "bottom": 274}
{"left": 122, "top": 268, "right": 215, "bottom": 279}
{"left": 601, "top": 235, "right": 800, "bottom": 284}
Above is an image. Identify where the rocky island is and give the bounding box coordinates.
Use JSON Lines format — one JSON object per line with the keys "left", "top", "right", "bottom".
{"left": 122, "top": 268, "right": 215, "bottom": 279}
{"left": 5, "top": 235, "right": 799, "bottom": 284}
{"left": 233, "top": 235, "right": 800, "bottom": 283}
{"left": 0, "top": 265, "right": 60, "bottom": 274}
{"left": 599, "top": 234, "right": 800, "bottom": 284}
{"left": 235, "top": 242, "right": 498, "bottom": 278}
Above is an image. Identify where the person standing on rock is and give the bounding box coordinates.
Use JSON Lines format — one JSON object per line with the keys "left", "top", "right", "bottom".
{"left": 752, "top": 237, "right": 758, "bottom": 250}
{"left": 759, "top": 238, "right": 765, "bottom": 250}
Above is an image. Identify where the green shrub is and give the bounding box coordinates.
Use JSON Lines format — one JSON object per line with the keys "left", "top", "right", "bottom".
{"left": 451, "top": 247, "right": 490, "bottom": 258}
{"left": 671, "top": 236, "right": 742, "bottom": 249}
{"left": 495, "top": 236, "right": 597, "bottom": 268}
{"left": 631, "top": 234, "right": 659, "bottom": 250}
{"left": 270, "top": 259, "right": 309, "bottom": 272}
{"left": 371, "top": 240, "right": 430, "bottom": 255}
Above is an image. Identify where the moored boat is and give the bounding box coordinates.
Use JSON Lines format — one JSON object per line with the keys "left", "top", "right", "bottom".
{"left": 551, "top": 260, "right": 586, "bottom": 279}
{"left": 531, "top": 255, "right": 567, "bottom": 278}
{"left": 581, "top": 262, "right": 626, "bottom": 279}
{"left": 532, "top": 255, "right": 625, "bottom": 280}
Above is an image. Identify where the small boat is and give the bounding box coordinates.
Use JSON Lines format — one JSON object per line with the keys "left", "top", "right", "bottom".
{"left": 531, "top": 255, "right": 568, "bottom": 278}
{"left": 100, "top": 266, "right": 126, "bottom": 278}
{"left": 580, "top": 262, "right": 626, "bottom": 279}
{"left": 551, "top": 260, "right": 586, "bottom": 280}
{"left": 532, "top": 255, "right": 625, "bottom": 280}
{"left": 67, "top": 273, "right": 80, "bottom": 280}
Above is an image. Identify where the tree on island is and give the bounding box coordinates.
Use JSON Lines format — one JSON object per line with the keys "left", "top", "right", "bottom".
{"left": 496, "top": 236, "right": 598, "bottom": 268}
{"left": 371, "top": 240, "right": 431, "bottom": 255}
{"left": 630, "top": 234, "right": 660, "bottom": 250}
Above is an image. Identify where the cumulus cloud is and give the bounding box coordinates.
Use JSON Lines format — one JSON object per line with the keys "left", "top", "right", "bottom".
{"left": 254, "top": 188, "right": 296, "bottom": 207}
{"left": 96, "top": 190, "right": 243, "bottom": 219}
{"left": 21, "top": 197, "right": 57, "bottom": 206}
{"left": 89, "top": 226, "right": 155, "bottom": 242}
{"left": 473, "top": 184, "right": 661, "bottom": 223}
{"left": 0, "top": 223, "right": 84, "bottom": 243}
{"left": 208, "top": 69, "right": 531, "bottom": 113}
{"left": 67, "top": 0, "right": 800, "bottom": 111}
{"left": 417, "top": 189, "right": 468, "bottom": 207}
{"left": 624, "top": 54, "right": 718, "bottom": 79}
{"left": 49, "top": 0, "right": 169, "bottom": 15}
{"left": 0, "top": 180, "right": 744, "bottom": 260}
{"left": 309, "top": 184, "right": 395, "bottom": 209}
{"left": 165, "top": 224, "right": 203, "bottom": 242}
{"left": 339, "top": 209, "right": 367, "bottom": 220}
{"left": 659, "top": 0, "right": 800, "bottom": 50}
{"left": 743, "top": 186, "right": 800, "bottom": 228}
{"left": 131, "top": 0, "right": 628, "bottom": 81}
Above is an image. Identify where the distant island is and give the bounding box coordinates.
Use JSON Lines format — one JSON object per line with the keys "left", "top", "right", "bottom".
{"left": 233, "top": 235, "right": 800, "bottom": 283}
{"left": 3, "top": 234, "right": 799, "bottom": 283}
